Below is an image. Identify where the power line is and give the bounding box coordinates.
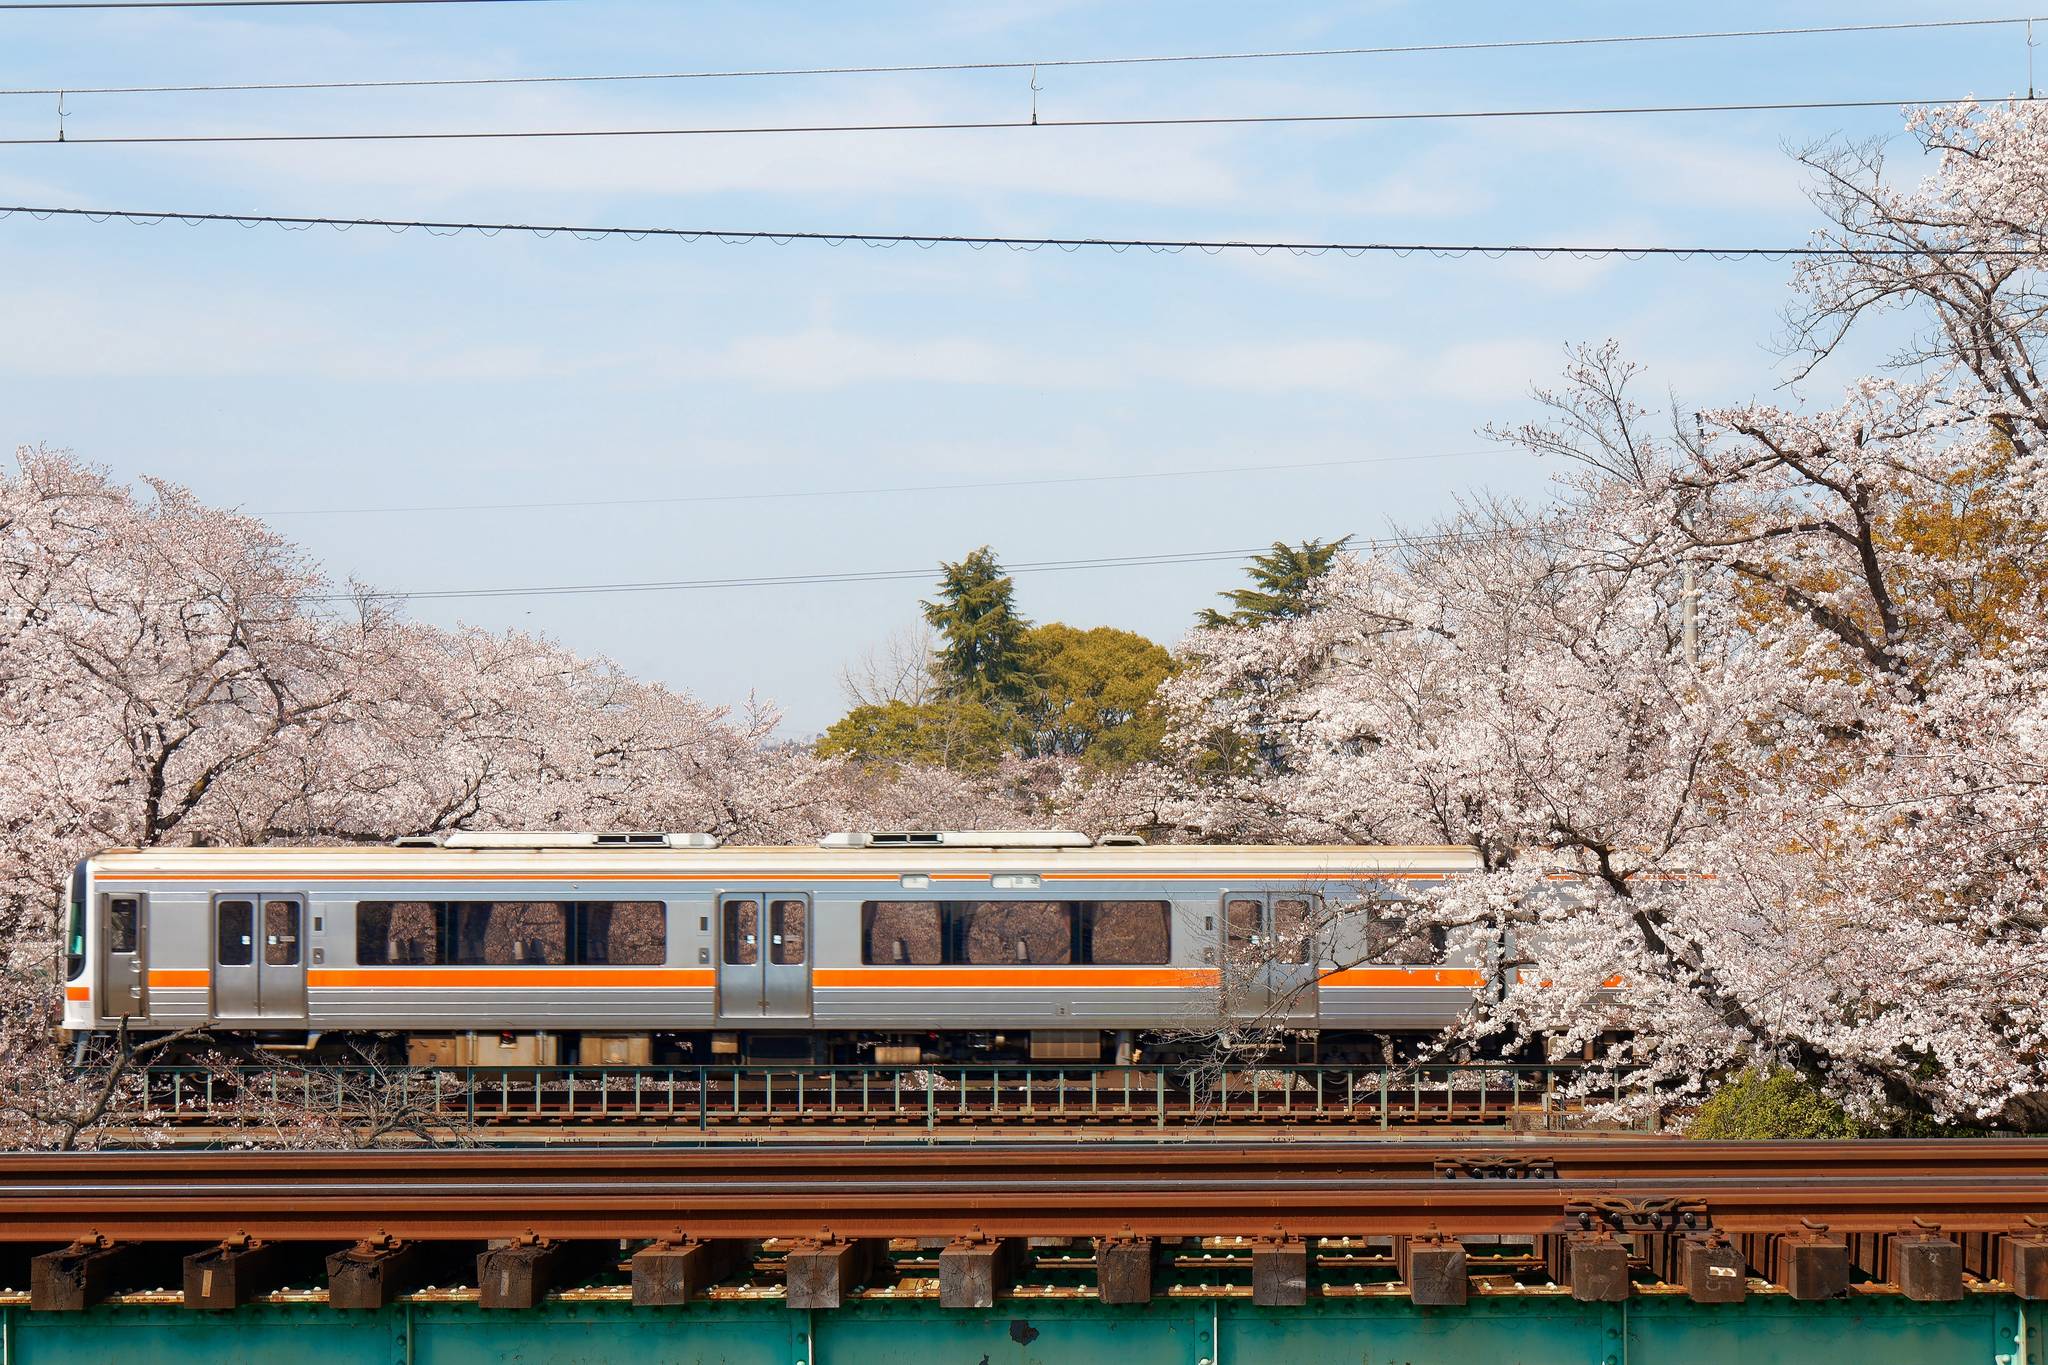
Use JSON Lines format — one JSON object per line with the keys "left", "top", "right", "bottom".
{"left": 3, "top": 16, "right": 2037, "bottom": 97}
{"left": 0, "top": 94, "right": 2020, "bottom": 145}
{"left": 308, "top": 535, "right": 1495, "bottom": 605}
{"left": 1, "top": 202, "right": 2030, "bottom": 261}
{"left": 258, "top": 451, "right": 1501, "bottom": 518}
{"left": 1, "top": 0, "right": 553, "bottom": 8}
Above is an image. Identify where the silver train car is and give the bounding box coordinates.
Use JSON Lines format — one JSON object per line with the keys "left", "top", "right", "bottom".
{"left": 61, "top": 831, "right": 1484, "bottom": 1064}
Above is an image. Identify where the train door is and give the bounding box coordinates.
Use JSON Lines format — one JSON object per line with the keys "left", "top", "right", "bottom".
{"left": 716, "top": 893, "right": 812, "bottom": 1021}
{"left": 211, "top": 893, "right": 307, "bottom": 1022}
{"left": 1220, "top": 892, "right": 1319, "bottom": 1025}
{"left": 98, "top": 892, "right": 147, "bottom": 1019}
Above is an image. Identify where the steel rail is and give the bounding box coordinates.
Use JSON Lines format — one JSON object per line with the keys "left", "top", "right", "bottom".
{"left": 0, "top": 1141, "right": 2041, "bottom": 1242}
{"left": 0, "top": 1137, "right": 2041, "bottom": 1181}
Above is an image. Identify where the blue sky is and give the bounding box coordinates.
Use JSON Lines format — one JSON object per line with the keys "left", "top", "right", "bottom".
{"left": 0, "top": 1, "right": 2019, "bottom": 733}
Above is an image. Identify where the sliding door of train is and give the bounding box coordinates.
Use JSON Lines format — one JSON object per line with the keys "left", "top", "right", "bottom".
{"left": 1220, "top": 892, "right": 1318, "bottom": 1024}
{"left": 98, "top": 892, "right": 147, "bottom": 1018}
{"left": 716, "top": 893, "right": 812, "bottom": 1021}
{"left": 210, "top": 893, "right": 307, "bottom": 1022}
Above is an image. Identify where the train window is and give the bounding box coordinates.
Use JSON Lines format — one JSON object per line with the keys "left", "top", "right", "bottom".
{"left": 217, "top": 899, "right": 254, "bottom": 966}
{"left": 1225, "top": 899, "right": 1261, "bottom": 954}
{"left": 449, "top": 902, "right": 568, "bottom": 966}
{"left": 769, "top": 899, "right": 806, "bottom": 964}
{"left": 357, "top": 902, "right": 441, "bottom": 964}
{"left": 357, "top": 901, "right": 666, "bottom": 966}
{"left": 859, "top": 901, "right": 1170, "bottom": 966}
{"left": 1271, "top": 898, "right": 1314, "bottom": 965}
{"left": 107, "top": 897, "right": 139, "bottom": 954}
{"left": 262, "top": 900, "right": 300, "bottom": 966}
{"left": 1082, "top": 901, "right": 1171, "bottom": 964}
{"left": 955, "top": 901, "right": 1072, "bottom": 965}
{"left": 722, "top": 900, "right": 760, "bottom": 965}
{"left": 1366, "top": 905, "right": 1446, "bottom": 966}
{"left": 577, "top": 901, "right": 666, "bottom": 965}
{"left": 861, "top": 902, "right": 942, "bottom": 965}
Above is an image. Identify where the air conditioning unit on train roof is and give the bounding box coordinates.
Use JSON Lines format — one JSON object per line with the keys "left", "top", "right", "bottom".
{"left": 820, "top": 830, "right": 1096, "bottom": 850}
{"left": 392, "top": 831, "right": 721, "bottom": 850}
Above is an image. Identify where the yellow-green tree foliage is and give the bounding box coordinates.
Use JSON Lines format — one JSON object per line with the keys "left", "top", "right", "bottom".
{"left": 816, "top": 698, "right": 1013, "bottom": 772}
{"left": 1021, "top": 623, "right": 1174, "bottom": 768}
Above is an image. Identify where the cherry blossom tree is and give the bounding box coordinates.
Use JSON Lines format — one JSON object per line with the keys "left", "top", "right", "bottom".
{"left": 1103, "top": 100, "right": 2048, "bottom": 1127}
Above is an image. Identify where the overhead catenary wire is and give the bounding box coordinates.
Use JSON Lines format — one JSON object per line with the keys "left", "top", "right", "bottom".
{"left": 0, "top": 94, "right": 2024, "bottom": 144}
{"left": 306, "top": 533, "right": 1510, "bottom": 605}
{"left": 258, "top": 450, "right": 1502, "bottom": 518}
{"left": 1, "top": 0, "right": 552, "bottom": 8}
{"left": 2, "top": 15, "right": 2038, "bottom": 97}
{"left": 0, "top": 203, "right": 2032, "bottom": 261}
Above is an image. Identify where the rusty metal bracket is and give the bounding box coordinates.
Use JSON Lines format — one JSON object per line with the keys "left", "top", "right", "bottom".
{"left": 1564, "top": 1197, "right": 1708, "bottom": 1234}
{"left": 1436, "top": 1155, "right": 1559, "bottom": 1180}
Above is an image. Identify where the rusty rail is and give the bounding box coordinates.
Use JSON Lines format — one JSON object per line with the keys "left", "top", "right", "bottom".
{"left": 0, "top": 1139, "right": 2042, "bottom": 1242}
{"left": 4, "top": 1140, "right": 2045, "bottom": 1311}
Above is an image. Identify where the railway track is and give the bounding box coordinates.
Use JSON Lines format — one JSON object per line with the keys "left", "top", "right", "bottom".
{"left": 107, "top": 1061, "right": 1611, "bottom": 1134}
{"left": 3, "top": 1139, "right": 2045, "bottom": 1311}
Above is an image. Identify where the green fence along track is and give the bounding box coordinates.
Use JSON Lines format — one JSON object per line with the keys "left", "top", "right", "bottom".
{"left": 0, "top": 1294, "right": 2037, "bottom": 1365}
{"left": 110, "top": 1061, "right": 1624, "bottom": 1138}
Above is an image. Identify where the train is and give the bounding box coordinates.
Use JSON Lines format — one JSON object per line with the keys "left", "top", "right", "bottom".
{"left": 60, "top": 830, "right": 1485, "bottom": 1065}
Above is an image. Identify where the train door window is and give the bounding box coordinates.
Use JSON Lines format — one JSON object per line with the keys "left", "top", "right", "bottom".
{"left": 768, "top": 898, "right": 806, "bottom": 964}
{"left": 217, "top": 899, "right": 254, "bottom": 965}
{"left": 108, "top": 897, "right": 140, "bottom": 954}
{"left": 1225, "top": 898, "right": 1262, "bottom": 954}
{"left": 262, "top": 899, "right": 300, "bottom": 966}
{"left": 723, "top": 899, "right": 760, "bottom": 965}
{"left": 1271, "top": 897, "right": 1314, "bottom": 966}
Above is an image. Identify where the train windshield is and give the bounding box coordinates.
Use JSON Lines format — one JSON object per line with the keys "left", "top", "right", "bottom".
{"left": 64, "top": 859, "right": 87, "bottom": 981}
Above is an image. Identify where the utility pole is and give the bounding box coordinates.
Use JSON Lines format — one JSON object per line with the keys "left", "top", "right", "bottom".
{"left": 1681, "top": 564, "right": 1699, "bottom": 667}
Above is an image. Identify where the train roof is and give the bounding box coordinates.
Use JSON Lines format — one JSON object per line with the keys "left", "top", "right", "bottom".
{"left": 87, "top": 840, "right": 1482, "bottom": 881}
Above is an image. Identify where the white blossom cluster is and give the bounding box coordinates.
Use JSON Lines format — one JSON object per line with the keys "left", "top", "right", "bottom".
{"left": 1073, "top": 102, "right": 2048, "bottom": 1126}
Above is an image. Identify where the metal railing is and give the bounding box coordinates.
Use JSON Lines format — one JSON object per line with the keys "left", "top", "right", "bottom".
{"left": 110, "top": 1061, "right": 1626, "bottom": 1134}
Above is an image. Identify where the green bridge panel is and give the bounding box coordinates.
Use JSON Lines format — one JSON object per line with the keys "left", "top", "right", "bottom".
{"left": 3, "top": 1296, "right": 2038, "bottom": 1365}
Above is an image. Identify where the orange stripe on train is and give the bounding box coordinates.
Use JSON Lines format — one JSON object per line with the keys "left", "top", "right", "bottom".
{"left": 307, "top": 967, "right": 715, "bottom": 989}
{"left": 812, "top": 967, "right": 1220, "bottom": 989}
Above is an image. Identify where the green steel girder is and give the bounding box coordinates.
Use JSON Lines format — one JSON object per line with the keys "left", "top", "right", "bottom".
{"left": 0, "top": 1296, "right": 2038, "bottom": 1365}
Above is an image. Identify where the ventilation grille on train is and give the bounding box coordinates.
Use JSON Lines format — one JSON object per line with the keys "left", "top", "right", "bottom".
{"left": 392, "top": 831, "right": 721, "bottom": 850}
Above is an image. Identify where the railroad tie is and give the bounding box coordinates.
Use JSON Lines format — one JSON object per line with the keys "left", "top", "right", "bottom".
{"left": 182, "top": 1234, "right": 284, "bottom": 1311}
{"left": 783, "top": 1238, "right": 882, "bottom": 1310}
{"left": 325, "top": 1234, "right": 423, "bottom": 1311}
{"left": 1250, "top": 1238, "right": 1309, "bottom": 1307}
{"left": 2001, "top": 1232, "right": 2048, "bottom": 1300}
{"left": 1093, "top": 1235, "right": 1154, "bottom": 1305}
{"left": 1395, "top": 1234, "right": 1468, "bottom": 1306}
{"left": 938, "top": 1235, "right": 1022, "bottom": 1309}
{"left": 631, "top": 1237, "right": 743, "bottom": 1306}
{"left": 1889, "top": 1229, "right": 1964, "bottom": 1302}
{"left": 29, "top": 1237, "right": 141, "bottom": 1313}
{"left": 477, "top": 1234, "right": 585, "bottom": 1310}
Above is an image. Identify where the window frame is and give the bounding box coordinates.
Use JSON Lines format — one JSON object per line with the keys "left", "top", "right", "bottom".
{"left": 859, "top": 899, "right": 1175, "bottom": 967}
{"left": 353, "top": 899, "right": 669, "bottom": 967}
